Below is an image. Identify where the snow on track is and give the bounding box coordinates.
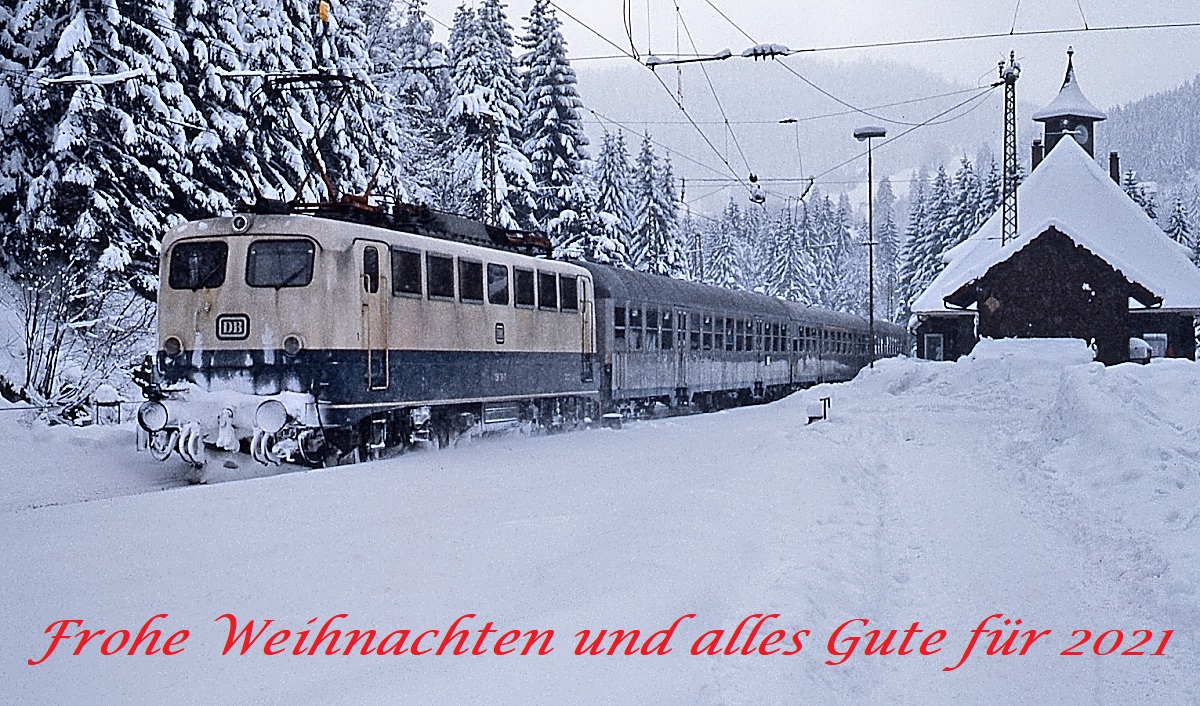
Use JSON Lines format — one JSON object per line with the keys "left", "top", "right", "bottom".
{"left": 2, "top": 339, "right": 1198, "bottom": 703}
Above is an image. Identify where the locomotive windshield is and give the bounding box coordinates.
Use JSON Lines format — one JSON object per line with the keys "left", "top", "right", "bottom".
{"left": 246, "top": 239, "right": 315, "bottom": 288}
{"left": 168, "top": 241, "right": 227, "bottom": 290}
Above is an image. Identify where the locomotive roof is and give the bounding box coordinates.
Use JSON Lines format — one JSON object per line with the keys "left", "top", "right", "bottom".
{"left": 580, "top": 262, "right": 885, "bottom": 330}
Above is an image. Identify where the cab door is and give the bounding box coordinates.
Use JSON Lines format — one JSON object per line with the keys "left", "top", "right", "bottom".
{"left": 356, "top": 240, "right": 389, "bottom": 390}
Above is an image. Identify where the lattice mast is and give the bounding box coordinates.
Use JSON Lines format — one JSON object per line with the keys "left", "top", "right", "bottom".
{"left": 1000, "top": 51, "right": 1020, "bottom": 245}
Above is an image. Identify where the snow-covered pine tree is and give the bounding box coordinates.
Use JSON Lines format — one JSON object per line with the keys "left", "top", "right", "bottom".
{"left": 519, "top": 0, "right": 587, "bottom": 241}
{"left": 447, "top": 0, "right": 536, "bottom": 229}
{"left": 13, "top": 0, "right": 192, "bottom": 297}
{"left": 874, "top": 176, "right": 900, "bottom": 321}
{"left": 592, "top": 131, "right": 636, "bottom": 261}
{"left": 1122, "top": 169, "right": 1157, "bottom": 220}
{"left": 705, "top": 198, "right": 744, "bottom": 288}
{"left": 241, "top": 0, "right": 319, "bottom": 201}
{"left": 768, "top": 205, "right": 810, "bottom": 302}
{"left": 1165, "top": 196, "right": 1192, "bottom": 248}
{"left": 895, "top": 167, "right": 929, "bottom": 321}
{"left": 632, "top": 134, "right": 680, "bottom": 275}
{"left": 947, "top": 155, "right": 981, "bottom": 250}
{"left": 171, "top": 0, "right": 255, "bottom": 218}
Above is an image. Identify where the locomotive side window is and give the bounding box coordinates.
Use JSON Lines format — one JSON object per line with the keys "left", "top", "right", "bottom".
{"left": 459, "top": 259, "right": 484, "bottom": 303}
{"left": 538, "top": 272, "right": 558, "bottom": 310}
{"left": 169, "top": 241, "right": 227, "bottom": 290}
{"left": 515, "top": 268, "right": 535, "bottom": 307}
{"left": 363, "top": 246, "right": 379, "bottom": 293}
{"left": 487, "top": 263, "right": 509, "bottom": 305}
{"left": 427, "top": 254, "right": 455, "bottom": 299}
{"left": 560, "top": 275, "right": 579, "bottom": 311}
{"left": 391, "top": 248, "right": 422, "bottom": 296}
{"left": 246, "top": 239, "right": 314, "bottom": 288}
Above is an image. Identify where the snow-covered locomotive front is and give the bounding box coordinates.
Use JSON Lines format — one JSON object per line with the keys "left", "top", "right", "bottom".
{"left": 139, "top": 211, "right": 599, "bottom": 468}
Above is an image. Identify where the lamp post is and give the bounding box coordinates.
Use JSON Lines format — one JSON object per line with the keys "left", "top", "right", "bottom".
{"left": 853, "top": 126, "right": 886, "bottom": 368}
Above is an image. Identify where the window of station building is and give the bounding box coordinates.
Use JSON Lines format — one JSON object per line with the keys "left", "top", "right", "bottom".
{"left": 629, "top": 307, "right": 643, "bottom": 350}
{"left": 426, "top": 253, "right": 455, "bottom": 299}
{"left": 169, "top": 241, "right": 227, "bottom": 290}
{"left": 646, "top": 307, "right": 659, "bottom": 349}
{"left": 487, "top": 263, "right": 509, "bottom": 305}
{"left": 661, "top": 310, "right": 673, "bottom": 350}
{"left": 614, "top": 306, "right": 627, "bottom": 342}
{"left": 725, "top": 318, "right": 735, "bottom": 352}
{"left": 458, "top": 259, "right": 484, "bottom": 303}
{"left": 391, "top": 248, "right": 422, "bottom": 296}
{"left": 514, "top": 268, "right": 535, "bottom": 307}
{"left": 538, "top": 271, "right": 558, "bottom": 310}
{"left": 560, "top": 275, "right": 579, "bottom": 311}
{"left": 702, "top": 314, "right": 713, "bottom": 351}
{"left": 246, "top": 239, "right": 315, "bottom": 288}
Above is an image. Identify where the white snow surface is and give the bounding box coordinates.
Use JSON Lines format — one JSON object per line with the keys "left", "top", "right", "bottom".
{"left": 3, "top": 338, "right": 1198, "bottom": 703}
{"left": 1031, "top": 65, "right": 1107, "bottom": 122}
{"left": 913, "top": 137, "right": 1200, "bottom": 313}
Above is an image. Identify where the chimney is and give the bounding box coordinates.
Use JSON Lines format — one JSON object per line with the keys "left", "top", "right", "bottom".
{"left": 1031, "top": 139, "right": 1044, "bottom": 171}
{"left": 1109, "top": 152, "right": 1120, "bottom": 183}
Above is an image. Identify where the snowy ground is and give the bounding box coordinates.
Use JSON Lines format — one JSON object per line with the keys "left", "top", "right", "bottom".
{"left": 3, "top": 339, "right": 1198, "bottom": 704}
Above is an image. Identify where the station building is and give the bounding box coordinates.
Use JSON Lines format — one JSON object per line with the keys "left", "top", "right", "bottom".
{"left": 911, "top": 51, "right": 1200, "bottom": 364}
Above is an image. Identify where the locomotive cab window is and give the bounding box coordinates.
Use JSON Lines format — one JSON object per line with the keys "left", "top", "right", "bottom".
{"left": 538, "top": 272, "right": 558, "bottom": 310}
{"left": 487, "top": 263, "right": 509, "bottom": 305}
{"left": 515, "top": 268, "right": 535, "bottom": 307}
{"left": 427, "top": 254, "right": 455, "bottom": 299}
{"left": 560, "top": 275, "right": 579, "bottom": 311}
{"left": 392, "top": 248, "right": 422, "bottom": 296}
{"left": 169, "top": 241, "right": 227, "bottom": 290}
{"left": 459, "top": 259, "right": 484, "bottom": 303}
{"left": 246, "top": 239, "right": 315, "bottom": 288}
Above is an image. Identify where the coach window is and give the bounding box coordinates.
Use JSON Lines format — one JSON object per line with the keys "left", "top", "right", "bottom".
{"left": 246, "top": 239, "right": 315, "bottom": 288}
{"left": 690, "top": 313, "right": 700, "bottom": 350}
{"left": 515, "top": 268, "right": 535, "bottom": 307}
{"left": 772, "top": 322, "right": 781, "bottom": 352}
{"left": 560, "top": 275, "right": 579, "bottom": 311}
{"left": 391, "top": 248, "right": 422, "bottom": 296}
{"left": 629, "top": 307, "right": 643, "bottom": 350}
{"left": 724, "top": 318, "right": 735, "bottom": 352}
{"left": 538, "top": 271, "right": 558, "bottom": 310}
{"left": 702, "top": 315, "right": 713, "bottom": 351}
{"left": 487, "top": 263, "right": 509, "bottom": 305}
{"left": 734, "top": 319, "right": 745, "bottom": 352}
{"left": 169, "top": 241, "right": 227, "bottom": 290}
{"left": 459, "top": 259, "right": 484, "bottom": 303}
{"left": 427, "top": 254, "right": 455, "bottom": 299}
{"left": 646, "top": 308, "right": 659, "bottom": 349}
{"left": 661, "top": 310, "right": 673, "bottom": 350}
{"left": 711, "top": 317, "right": 723, "bottom": 351}
{"left": 677, "top": 312, "right": 688, "bottom": 348}
{"left": 614, "top": 306, "right": 626, "bottom": 345}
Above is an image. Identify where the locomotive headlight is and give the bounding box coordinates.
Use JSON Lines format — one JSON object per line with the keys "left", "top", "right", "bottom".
{"left": 137, "top": 400, "right": 169, "bottom": 432}
{"left": 256, "top": 399, "right": 289, "bottom": 434}
{"left": 231, "top": 214, "right": 252, "bottom": 233}
{"left": 163, "top": 336, "right": 183, "bottom": 357}
{"left": 283, "top": 335, "right": 303, "bottom": 356}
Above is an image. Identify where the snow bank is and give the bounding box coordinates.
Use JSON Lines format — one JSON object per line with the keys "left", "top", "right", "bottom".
{"left": 3, "top": 339, "right": 1197, "bottom": 703}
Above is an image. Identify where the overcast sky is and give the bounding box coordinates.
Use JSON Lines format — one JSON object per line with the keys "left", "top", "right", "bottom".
{"left": 421, "top": 0, "right": 1200, "bottom": 109}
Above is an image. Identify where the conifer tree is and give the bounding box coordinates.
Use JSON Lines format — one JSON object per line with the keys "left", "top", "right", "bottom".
{"left": 592, "top": 131, "right": 635, "bottom": 260}
{"left": 632, "top": 135, "right": 680, "bottom": 275}
{"left": 1165, "top": 197, "right": 1192, "bottom": 248}
{"left": 874, "top": 176, "right": 900, "bottom": 321}
{"left": 519, "top": 0, "right": 587, "bottom": 236}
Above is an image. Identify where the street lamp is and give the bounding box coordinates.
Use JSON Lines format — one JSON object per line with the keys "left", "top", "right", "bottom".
{"left": 854, "top": 125, "right": 886, "bottom": 368}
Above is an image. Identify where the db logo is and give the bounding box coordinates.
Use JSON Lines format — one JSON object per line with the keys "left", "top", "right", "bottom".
{"left": 216, "top": 314, "right": 250, "bottom": 340}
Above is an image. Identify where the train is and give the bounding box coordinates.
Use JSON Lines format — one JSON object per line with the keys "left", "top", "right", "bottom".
{"left": 137, "top": 202, "right": 909, "bottom": 467}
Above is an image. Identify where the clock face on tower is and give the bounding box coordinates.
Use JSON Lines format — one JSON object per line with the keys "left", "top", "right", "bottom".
{"left": 1073, "top": 123, "right": 1090, "bottom": 145}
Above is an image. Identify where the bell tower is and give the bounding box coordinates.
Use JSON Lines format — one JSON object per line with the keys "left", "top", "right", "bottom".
{"left": 1032, "top": 47, "right": 1106, "bottom": 157}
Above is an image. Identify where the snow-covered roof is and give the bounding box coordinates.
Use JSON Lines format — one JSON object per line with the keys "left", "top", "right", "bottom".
{"left": 1031, "top": 54, "right": 1106, "bottom": 122}
{"left": 912, "top": 137, "right": 1200, "bottom": 313}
